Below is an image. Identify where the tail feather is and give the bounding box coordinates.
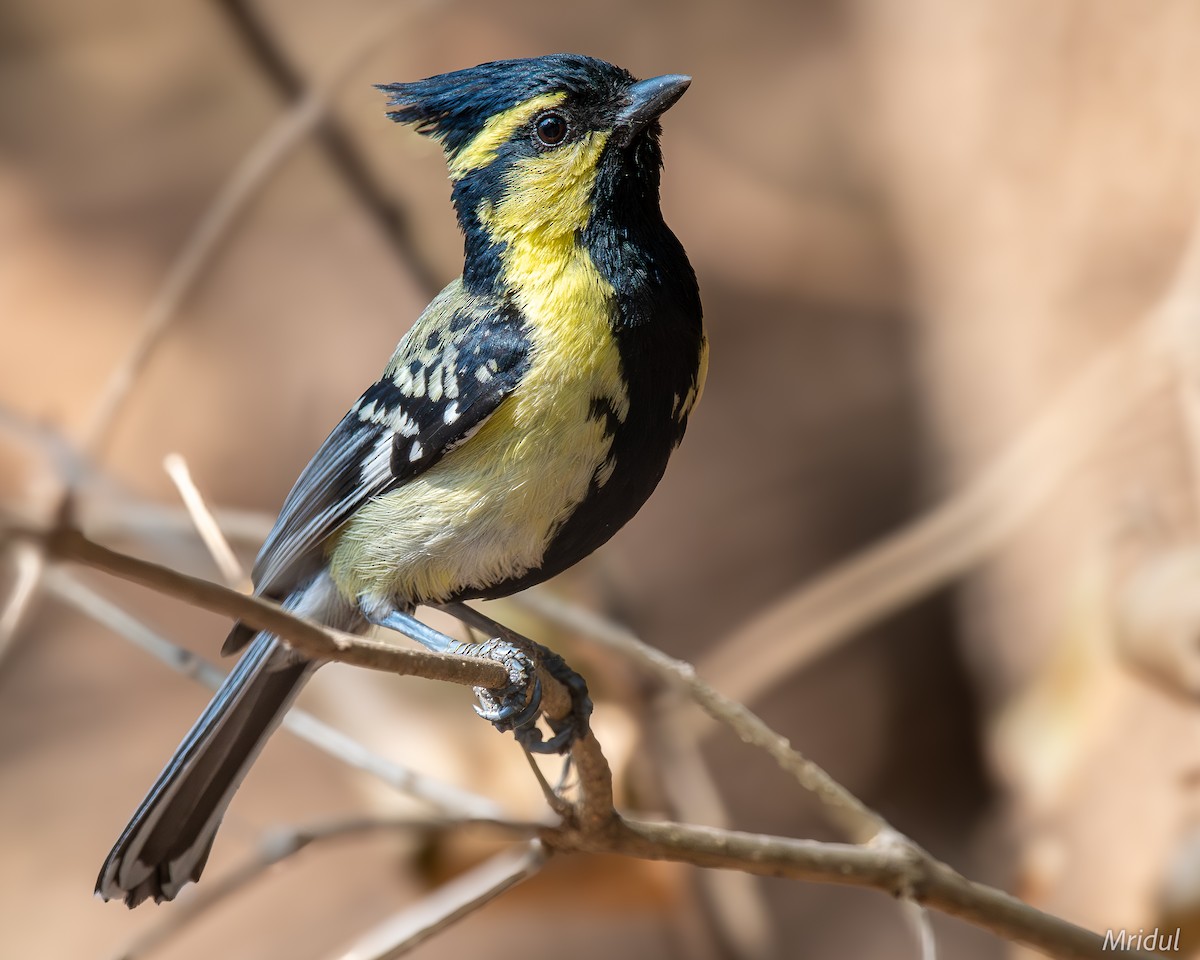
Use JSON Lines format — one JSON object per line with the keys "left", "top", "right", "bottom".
{"left": 97, "top": 571, "right": 362, "bottom": 907}
{"left": 96, "top": 635, "right": 315, "bottom": 906}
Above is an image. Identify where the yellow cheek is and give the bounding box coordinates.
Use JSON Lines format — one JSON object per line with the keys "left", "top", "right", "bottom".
{"left": 479, "top": 132, "right": 610, "bottom": 242}
{"left": 448, "top": 92, "right": 566, "bottom": 180}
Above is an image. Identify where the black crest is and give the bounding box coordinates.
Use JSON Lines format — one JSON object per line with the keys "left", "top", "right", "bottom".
{"left": 377, "top": 54, "right": 633, "bottom": 156}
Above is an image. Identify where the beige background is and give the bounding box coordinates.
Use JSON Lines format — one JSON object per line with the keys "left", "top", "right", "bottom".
{"left": 3, "top": 1, "right": 1200, "bottom": 958}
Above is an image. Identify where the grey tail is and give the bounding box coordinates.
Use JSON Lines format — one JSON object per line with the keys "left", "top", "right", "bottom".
{"left": 96, "top": 573, "right": 361, "bottom": 907}
{"left": 95, "top": 634, "right": 315, "bottom": 907}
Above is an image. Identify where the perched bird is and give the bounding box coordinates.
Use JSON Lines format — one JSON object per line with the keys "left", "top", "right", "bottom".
{"left": 96, "top": 53, "right": 706, "bottom": 907}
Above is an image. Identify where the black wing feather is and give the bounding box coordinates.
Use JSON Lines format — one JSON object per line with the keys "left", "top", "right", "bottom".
{"left": 223, "top": 285, "right": 529, "bottom": 654}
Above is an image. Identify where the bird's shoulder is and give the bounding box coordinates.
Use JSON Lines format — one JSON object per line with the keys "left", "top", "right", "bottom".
{"left": 237, "top": 280, "right": 530, "bottom": 629}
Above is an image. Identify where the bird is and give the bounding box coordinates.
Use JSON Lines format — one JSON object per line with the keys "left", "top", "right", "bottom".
{"left": 96, "top": 53, "right": 707, "bottom": 908}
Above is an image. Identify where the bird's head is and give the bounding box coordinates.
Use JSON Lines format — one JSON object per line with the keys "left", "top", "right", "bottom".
{"left": 378, "top": 54, "right": 690, "bottom": 284}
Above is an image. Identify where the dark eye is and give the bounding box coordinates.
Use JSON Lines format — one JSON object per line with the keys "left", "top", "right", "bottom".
{"left": 535, "top": 113, "right": 569, "bottom": 146}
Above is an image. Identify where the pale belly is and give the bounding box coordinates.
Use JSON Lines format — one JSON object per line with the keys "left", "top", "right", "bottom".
{"left": 326, "top": 380, "right": 615, "bottom": 606}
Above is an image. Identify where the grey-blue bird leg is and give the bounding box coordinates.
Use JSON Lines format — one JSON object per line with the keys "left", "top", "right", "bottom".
{"left": 362, "top": 602, "right": 551, "bottom": 751}
{"left": 439, "top": 602, "right": 592, "bottom": 755}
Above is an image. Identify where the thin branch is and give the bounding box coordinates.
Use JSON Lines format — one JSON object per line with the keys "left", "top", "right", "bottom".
{"left": 329, "top": 841, "right": 547, "bottom": 960}
{"left": 0, "top": 542, "right": 45, "bottom": 661}
{"left": 111, "top": 816, "right": 541, "bottom": 960}
{"left": 563, "top": 819, "right": 1156, "bottom": 960}
{"left": 212, "top": 0, "right": 444, "bottom": 297}
{"left": 0, "top": 3, "right": 419, "bottom": 657}
{"left": 163, "top": 453, "right": 249, "bottom": 590}
{"left": 515, "top": 589, "right": 888, "bottom": 844}
{"left": 45, "top": 568, "right": 502, "bottom": 817}
{"left": 16, "top": 523, "right": 1145, "bottom": 958}
{"left": 81, "top": 6, "right": 415, "bottom": 455}
{"left": 696, "top": 213, "right": 1200, "bottom": 712}
{"left": 28, "top": 526, "right": 509, "bottom": 688}
{"left": 901, "top": 900, "right": 939, "bottom": 960}
{"left": 648, "top": 694, "right": 777, "bottom": 959}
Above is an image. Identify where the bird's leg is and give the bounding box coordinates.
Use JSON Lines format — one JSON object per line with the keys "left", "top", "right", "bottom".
{"left": 439, "top": 602, "right": 592, "bottom": 755}
{"left": 363, "top": 604, "right": 585, "bottom": 754}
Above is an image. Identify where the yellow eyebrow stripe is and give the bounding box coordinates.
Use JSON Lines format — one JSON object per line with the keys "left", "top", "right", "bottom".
{"left": 448, "top": 92, "right": 566, "bottom": 180}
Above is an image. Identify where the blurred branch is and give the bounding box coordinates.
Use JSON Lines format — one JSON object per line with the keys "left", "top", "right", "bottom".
{"left": 111, "top": 815, "right": 541, "bottom": 960}
{"left": 648, "top": 693, "right": 777, "bottom": 960}
{"left": 162, "top": 452, "right": 250, "bottom": 590}
{"left": 0, "top": 2, "right": 420, "bottom": 656}
{"left": 696, "top": 215, "right": 1200, "bottom": 711}
{"left": 45, "top": 568, "right": 502, "bottom": 817}
{"left": 7, "top": 525, "right": 1143, "bottom": 957}
{"left": 581, "top": 820, "right": 1145, "bottom": 960}
{"left": 515, "top": 589, "right": 889, "bottom": 844}
{"left": 330, "top": 841, "right": 547, "bottom": 960}
{"left": 902, "top": 900, "right": 939, "bottom": 960}
{"left": 213, "top": 0, "right": 444, "bottom": 297}
{"left": 0, "top": 542, "right": 44, "bottom": 661}
{"left": 23, "top": 526, "right": 509, "bottom": 689}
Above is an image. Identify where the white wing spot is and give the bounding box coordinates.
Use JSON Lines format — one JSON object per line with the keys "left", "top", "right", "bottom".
{"left": 395, "top": 409, "right": 419, "bottom": 437}
{"left": 361, "top": 433, "right": 393, "bottom": 482}
{"left": 443, "top": 401, "right": 460, "bottom": 425}
{"left": 475, "top": 364, "right": 492, "bottom": 383}
{"left": 408, "top": 441, "right": 424, "bottom": 462}
{"left": 396, "top": 365, "right": 413, "bottom": 394}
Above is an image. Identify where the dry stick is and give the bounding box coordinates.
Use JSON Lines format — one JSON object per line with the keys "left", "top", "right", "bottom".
{"left": 23, "top": 531, "right": 1153, "bottom": 958}
{"left": 515, "top": 589, "right": 887, "bottom": 845}
{"left": 45, "top": 569, "right": 502, "bottom": 818}
{"left": 901, "top": 900, "right": 938, "bottom": 960}
{"left": 648, "top": 695, "right": 778, "bottom": 960}
{"left": 0, "top": 4, "right": 419, "bottom": 655}
{"left": 213, "top": 0, "right": 445, "bottom": 298}
{"left": 162, "top": 453, "right": 248, "bottom": 591}
{"left": 330, "top": 841, "right": 548, "bottom": 960}
{"left": 37, "top": 526, "right": 508, "bottom": 690}
{"left": 698, "top": 222, "right": 1200, "bottom": 713}
{"left": 111, "top": 816, "right": 541, "bottom": 960}
{"left": 0, "top": 542, "right": 44, "bottom": 660}
{"left": 577, "top": 820, "right": 1155, "bottom": 960}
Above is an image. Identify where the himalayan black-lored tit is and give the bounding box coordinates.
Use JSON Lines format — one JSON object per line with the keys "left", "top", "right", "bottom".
{"left": 97, "top": 53, "right": 707, "bottom": 907}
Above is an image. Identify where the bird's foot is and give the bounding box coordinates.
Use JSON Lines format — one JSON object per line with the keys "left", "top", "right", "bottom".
{"left": 449, "top": 634, "right": 591, "bottom": 755}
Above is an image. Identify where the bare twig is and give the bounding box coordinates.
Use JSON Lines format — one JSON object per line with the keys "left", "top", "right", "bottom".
{"left": 81, "top": 7, "right": 413, "bottom": 455}
{"left": 515, "top": 590, "right": 888, "bottom": 844}
{"left": 330, "top": 841, "right": 547, "bottom": 960}
{"left": 21, "top": 522, "right": 1147, "bottom": 958}
{"left": 648, "top": 694, "right": 777, "bottom": 959}
{"left": 901, "top": 900, "right": 939, "bottom": 960}
{"left": 111, "top": 816, "right": 541, "bottom": 960}
{"left": 696, "top": 214, "right": 1200, "bottom": 712}
{"left": 45, "top": 568, "right": 502, "bottom": 817}
{"left": 0, "top": 1, "right": 418, "bottom": 660}
{"left": 571, "top": 819, "right": 1153, "bottom": 960}
{"left": 163, "top": 453, "right": 249, "bottom": 590}
{"left": 212, "top": 0, "right": 444, "bottom": 297}
{"left": 0, "top": 542, "right": 44, "bottom": 661}
{"left": 23, "top": 525, "right": 509, "bottom": 688}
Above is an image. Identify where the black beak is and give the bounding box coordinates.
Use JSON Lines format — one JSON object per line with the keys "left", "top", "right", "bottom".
{"left": 615, "top": 74, "right": 691, "bottom": 141}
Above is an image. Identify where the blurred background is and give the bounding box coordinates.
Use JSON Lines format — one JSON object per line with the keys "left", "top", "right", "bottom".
{"left": 4, "top": 0, "right": 1200, "bottom": 957}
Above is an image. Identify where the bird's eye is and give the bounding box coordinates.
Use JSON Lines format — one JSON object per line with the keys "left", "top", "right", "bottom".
{"left": 534, "top": 113, "right": 569, "bottom": 147}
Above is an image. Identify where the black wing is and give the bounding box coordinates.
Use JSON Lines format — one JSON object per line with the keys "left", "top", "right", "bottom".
{"left": 224, "top": 284, "right": 529, "bottom": 653}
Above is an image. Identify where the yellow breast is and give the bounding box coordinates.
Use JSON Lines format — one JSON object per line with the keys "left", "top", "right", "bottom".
{"left": 329, "top": 131, "right": 627, "bottom": 605}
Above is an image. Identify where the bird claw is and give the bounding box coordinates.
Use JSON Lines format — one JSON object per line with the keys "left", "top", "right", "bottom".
{"left": 453, "top": 636, "right": 591, "bottom": 755}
